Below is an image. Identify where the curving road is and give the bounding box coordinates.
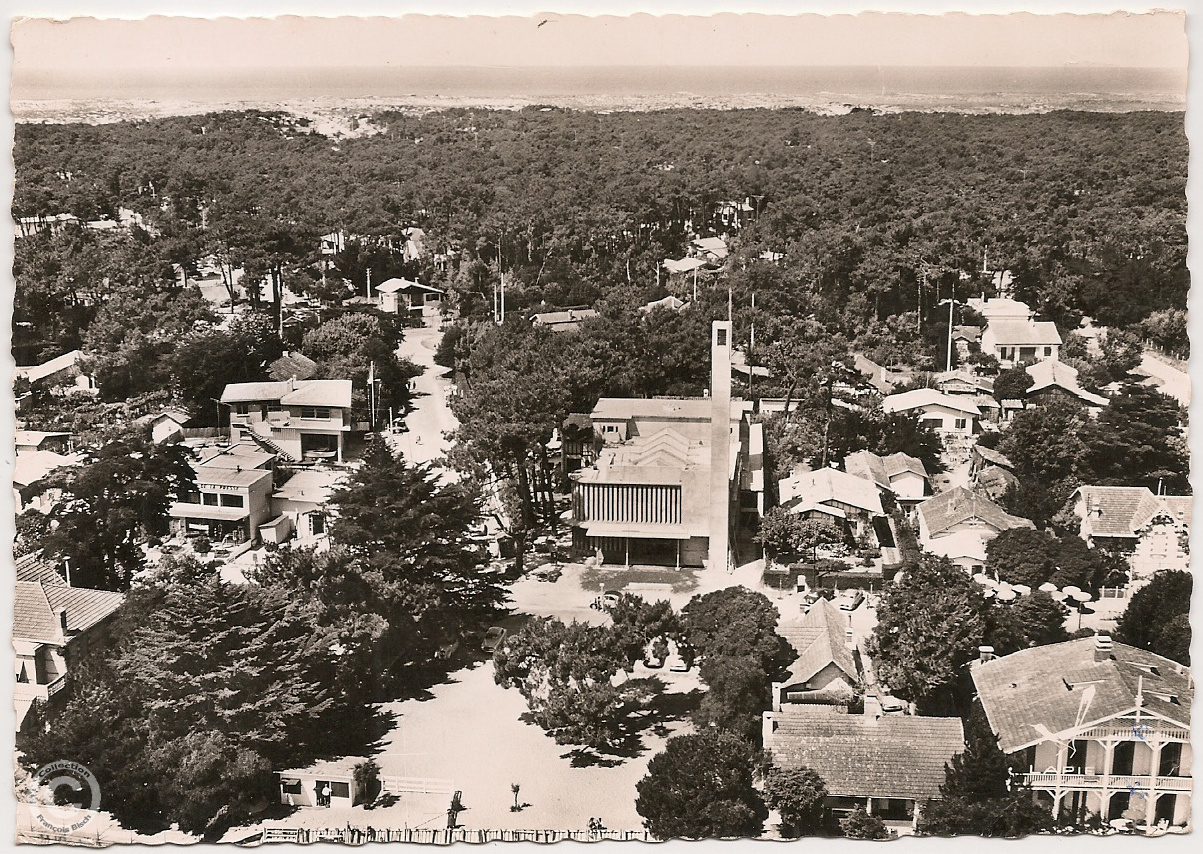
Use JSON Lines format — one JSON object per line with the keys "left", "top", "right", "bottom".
{"left": 1138, "top": 351, "right": 1191, "bottom": 407}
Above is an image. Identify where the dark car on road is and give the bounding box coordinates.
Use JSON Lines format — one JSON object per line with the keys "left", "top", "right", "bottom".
{"left": 481, "top": 626, "right": 507, "bottom": 652}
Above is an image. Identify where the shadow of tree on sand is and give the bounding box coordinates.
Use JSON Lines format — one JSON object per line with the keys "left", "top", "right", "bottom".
{"left": 555, "top": 678, "right": 704, "bottom": 767}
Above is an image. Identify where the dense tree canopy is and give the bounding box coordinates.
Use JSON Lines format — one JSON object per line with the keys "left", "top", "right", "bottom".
{"left": 866, "top": 555, "right": 986, "bottom": 715}
{"left": 19, "top": 556, "right": 371, "bottom": 838}
{"left": 14, "top": 109, "right": 1187, "bottom": 345}
{"left": 635, "top": 730, "right": 767, "bottom": 840}
{"left": 918, "top": 704, "right": 1054, "bottom": 838}
{"left": 763, "top": 766, "right": 829, "bottom": 838}
{"left": 1114, "top": 570, "right": 1192, "bottom": 665}
{"left": 681, "top": 587, "right": 794, "bottom": 676}
{"left": 36, "top": 431, "right": 195, "bottom": 590}
{"left": 322, "top": 440, "right": 508, "bottom": 675}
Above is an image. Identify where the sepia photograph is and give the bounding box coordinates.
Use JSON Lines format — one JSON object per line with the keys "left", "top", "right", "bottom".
{"left": 4, "top": 3, "right": 1194, "bottom": 847}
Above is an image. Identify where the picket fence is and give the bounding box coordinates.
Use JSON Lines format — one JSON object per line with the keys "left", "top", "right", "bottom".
{"left": 257, "top": 826, "right": 655, "bottom": 845}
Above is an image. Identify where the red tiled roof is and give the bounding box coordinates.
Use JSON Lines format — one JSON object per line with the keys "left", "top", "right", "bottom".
{"left": 767, "top": 706, "right": 964, "bottom": 800}
{"left": 973, "top": 638, "right": 1193, "bottom": 753}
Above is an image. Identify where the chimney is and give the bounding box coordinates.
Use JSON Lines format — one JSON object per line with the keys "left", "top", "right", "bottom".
{"left": 845, "top": 627, "right": 856, "bottom": 651}
{"left": 978, "top": 645, "right": 995, "bottom": 664}
{"left": 708, "top": 320, "right": 733, "bottom": 572}
{"left": 1094, "top": 634, "right": 1113, "bottom": 662}
{"left": 771, "top": 681, "right": 783, "bottom": 712}
{"left": 762, "top": 711, "right": 777, "bottom": 747}
{"left": 56, "top": 608, "right": 68, "bottom": 633}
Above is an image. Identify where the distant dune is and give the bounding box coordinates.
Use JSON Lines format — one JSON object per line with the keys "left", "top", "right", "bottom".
{"left": 10, "top": 65, "right": 1185, "bottom": 125}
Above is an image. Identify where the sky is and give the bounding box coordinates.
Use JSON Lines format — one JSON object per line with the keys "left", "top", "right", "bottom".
{"left": 9, "top": 8, "right": 1188, "bottom": 71}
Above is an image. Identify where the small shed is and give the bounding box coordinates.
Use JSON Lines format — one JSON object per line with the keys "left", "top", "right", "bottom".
{"left": 278, "top": 758, "right": 364, "bottom": 808}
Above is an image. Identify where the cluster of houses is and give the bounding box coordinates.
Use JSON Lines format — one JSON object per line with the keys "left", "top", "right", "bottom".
{"left": 12, "top": 373, "right": 358, "bottom": 732}
{"left": 760, "top": 616, "right": 1192, "bottom": 832}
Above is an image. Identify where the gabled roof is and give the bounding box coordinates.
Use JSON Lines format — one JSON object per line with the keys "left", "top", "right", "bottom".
{"left": 1025, "top": 360, "right": 1108, "bottom": 407}
{"left": 845, "top": 451, "right": 891, "bottom": 491}
{"left": 14, "top": 430, "right": 71, "bottom": 449}
{"left": 15, "top": 350, "right": 82, "bottom": 383}
{"left": 883, "top": 452, "right": 928, "bottom": 480}
{"left": 663, "top": 257, "right": 709, "bottom": 274}
{"left": 198, "top": 443, "right": 276, "bottom": 471}
{"left": 968, "top": 297, "right": 1032, "bottom": 320}
{"left": 987, "top": 319, "right": 1062, "bottom": 347}
{"left": 640, "top": 295, "right": 689, "bottom": 313}
{"left": 220, "top": 379, "right": 352, "bottom": 409}
{"left": 882, "top": 388, "right": 981, "bottom": 417}
{"left": 1074, "top": 486, "right": 1192, "bottom": 539}
{"left": 134, "top": 407, "right": 192, "bottom": 427}
{"left": 952, "top": 325, "right": 982, "bottom": 343}
{"left": 531, "top": 309, "right": 599, "bottom": 327}
{"left": 692, "top": 236, "right": 729, "bottom": 258}
{"left": 780, "top": 467, "right": 885, "bottom": 516}
{"left": 14, "top": 580, "right": 124, "bottom": 644}
{"left": 972, "top": 444, "right": 1014, "bottom": 470}
{"left": 917, "top": 486, "right": 1035, "bottom": 538}
{"left": 268, "top": 351, "right": 319, "bottom": 382}
{"left": 376, "top": 277, "right": 442, "bottom": 294}
{"left": 14, "top": 552, "right": 66, "bottom": 586}
{"left": 13, "top": 450, "right": 84, "bottom": 489}
{"left": 191, "top": 462, "right": 274, "bottom": 488}
{"left": 934, "top": 370, "right": 994, "bottom": 394}
{"left": 281, "top": 380, "right": 353, "bottom": 408}
{"left": 779, "top": 599, "right": 858, "bottom": 688}
{"left": 973, "top": 638, "right": 1193, "bottom": 753}
{"left": 768, "top": 706, "right": 964, "bottom": 801}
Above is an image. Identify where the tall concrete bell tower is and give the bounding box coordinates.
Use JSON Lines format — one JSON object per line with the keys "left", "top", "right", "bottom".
{"left": 708, "top": 320, "right": 732, "bottom": 570}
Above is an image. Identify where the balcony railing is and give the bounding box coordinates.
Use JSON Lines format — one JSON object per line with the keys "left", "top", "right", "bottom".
{"left": 1077, "top": 724, "right": 1191, "bottom": 741}
{"left": 15, "top": 673, "right": 69, "bottom": 703}
{"left": 1025, "top": 772, "right": 1193, "bottom": 794}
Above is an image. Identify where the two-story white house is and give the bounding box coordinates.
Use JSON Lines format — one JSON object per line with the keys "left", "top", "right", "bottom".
{"left": 169, "top": 457, "right": 275, "bottom": 543}
{"left": 973, "top": 636, "right": 1192, "bottom": 830}
{"left": 844, "top": 449, "right": 931, "bottom": 512}
{"left": 222, "top": 378, "right": 354, "bottom": 462}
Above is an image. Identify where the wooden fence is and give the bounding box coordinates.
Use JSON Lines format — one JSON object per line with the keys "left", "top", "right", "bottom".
{"left": 257, "top": 826, "right": 655, "bottom": 845}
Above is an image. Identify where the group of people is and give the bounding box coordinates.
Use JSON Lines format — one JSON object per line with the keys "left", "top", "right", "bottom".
{"left": 587, "top": 817, "right": 607, "bottom": 834}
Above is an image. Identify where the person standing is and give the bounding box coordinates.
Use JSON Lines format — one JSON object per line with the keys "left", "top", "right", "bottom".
{"left": 322, "top": 784, "right": 332, "bottom": 807}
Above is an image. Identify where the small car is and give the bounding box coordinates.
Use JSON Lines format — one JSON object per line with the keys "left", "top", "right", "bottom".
{"left": 602, "top": 591, "right": 622, "bottom": 607}
{"left": 837, "top": 590, "right": 866, "bottom": 611}
{"left": 481, "top": 626, "right": 506, "bottom": 652}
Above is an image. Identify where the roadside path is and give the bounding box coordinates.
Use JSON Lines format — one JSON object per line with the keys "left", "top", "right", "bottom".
{"left": 1138, "top": 350, "right": 1190, "bottom": 407}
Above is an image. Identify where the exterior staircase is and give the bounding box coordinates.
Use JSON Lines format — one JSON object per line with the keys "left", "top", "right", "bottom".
{"left": 247, "top": 423, "right": 297, "bottom": 462}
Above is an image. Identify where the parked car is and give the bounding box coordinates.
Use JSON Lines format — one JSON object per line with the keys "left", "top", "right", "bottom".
{"left": 389, "top": 418, "right": 407, "bottom": 434}
{"left": 531, "top": 563, "right": 562, "bottom": 582}
{"left": 878, "top": 695, "right": 905, "bottom": 714}
{"left": 481, "top": 627, "right": 506, "bottom": 652}
{"left": 837, "top": 590, "right": 866, "bottom": 611}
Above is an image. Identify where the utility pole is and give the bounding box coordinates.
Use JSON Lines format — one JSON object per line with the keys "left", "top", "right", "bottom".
{"left": 366, "top": 267, "right": 372, "bottom": 300}
{"left": 749, "top": 292, "right": 756, "bottom": 400}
